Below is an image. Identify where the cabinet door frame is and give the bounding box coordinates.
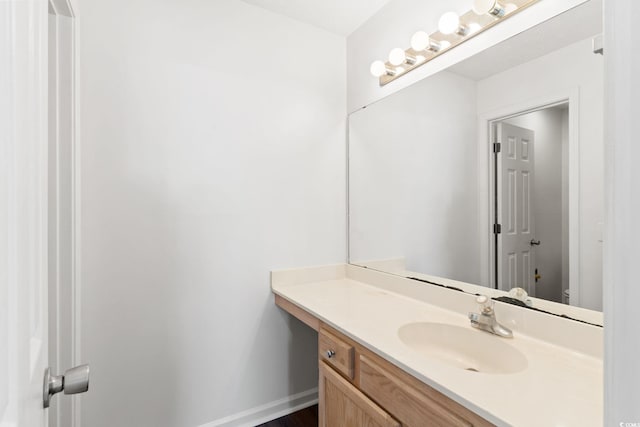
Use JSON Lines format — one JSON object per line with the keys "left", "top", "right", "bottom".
{"left": 319, "top": 361, "right": 400, "bottom": 427}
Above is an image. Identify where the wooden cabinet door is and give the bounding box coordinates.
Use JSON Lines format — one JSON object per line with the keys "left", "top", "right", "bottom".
{"left": 319, "top": 362, "right": 400, "bottom": 427}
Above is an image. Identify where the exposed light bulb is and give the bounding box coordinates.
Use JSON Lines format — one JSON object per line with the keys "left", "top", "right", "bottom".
{"left": 370, "top": 60, "right": 387, "bottom": 77}
{"left": 411, "top": 31, "right": 441, "bottom": 52}
{"left": 439, "top": 12, "right": 465, "bottom": 35}
{"left": 388, "top": 48, "right": 407, "bottom": 66}
{"left": 411, "top": 31, "right": 429, "bottom": 51}
{"left": 473, "top": 0, "right": 505, "bottom": 16}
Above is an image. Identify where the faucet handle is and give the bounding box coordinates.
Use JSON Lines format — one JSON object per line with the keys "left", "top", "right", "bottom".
{"left": 475, "top": 295, "right": 494, "bottom": 314}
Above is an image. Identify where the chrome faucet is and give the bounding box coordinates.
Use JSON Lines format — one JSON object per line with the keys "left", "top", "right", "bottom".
{"left": 468, "top": 295, "right": 513, "bottom": 338}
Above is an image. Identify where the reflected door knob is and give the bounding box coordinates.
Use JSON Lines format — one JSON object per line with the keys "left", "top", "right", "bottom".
{"left": 530, "top": 239, "right": 541, "bottom": 246}
{"left": 43, "top": 364, "right": 90, "bottom": 408}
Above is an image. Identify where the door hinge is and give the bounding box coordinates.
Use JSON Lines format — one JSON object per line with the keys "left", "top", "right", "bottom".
{"left": 593, "top": 34, "right": 604, "bottom": 55}
{"left": 493, "top": 224, "right": 502, "bottom": 234}
{"left": 493, "top": 142, "right": 501, "bottom": 153}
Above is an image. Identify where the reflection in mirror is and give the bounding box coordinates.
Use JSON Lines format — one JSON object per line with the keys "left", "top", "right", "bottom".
{"left": 494, "top": 106, "right": 570, "bottom": 305}
{"left": 349, "top": 0, "right": 603, "bottom": 323}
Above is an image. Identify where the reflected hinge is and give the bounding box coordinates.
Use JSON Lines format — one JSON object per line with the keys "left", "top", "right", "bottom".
{"left": 493, "top": 224, "right": 502, "bottom": 234}
{"left": 493, "top": 142, "right": 501, "bottom": 153}
{"left": 593, "top": 34, "right": 604, "bottom": 55}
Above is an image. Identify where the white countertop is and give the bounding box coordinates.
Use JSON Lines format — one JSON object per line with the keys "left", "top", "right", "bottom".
{"left": 272, "top": 264, "right": 603, "bottom": 427}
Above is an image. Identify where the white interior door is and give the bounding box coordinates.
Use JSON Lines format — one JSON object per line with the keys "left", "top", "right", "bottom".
{"left": 497, "top": 122, "right": 536, "bottom": 296}
{"left": 1, "top": 1, "right": 50, "bottom": 426}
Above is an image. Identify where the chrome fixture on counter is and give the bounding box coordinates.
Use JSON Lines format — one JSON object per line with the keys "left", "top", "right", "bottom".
{"left": 468, "top": 295, "right": 513, "bottom": 338}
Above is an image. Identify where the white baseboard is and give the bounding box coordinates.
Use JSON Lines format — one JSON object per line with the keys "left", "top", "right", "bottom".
{"left": 199, "top": 388, "right": 318, "bottom": 427}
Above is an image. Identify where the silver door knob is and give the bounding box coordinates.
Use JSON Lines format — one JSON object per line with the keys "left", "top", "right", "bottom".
{"left": 530, "top": 239, "right": 541, "bottom": 246}
{"left": 43, "top": 364, "right": 90, "bottom": 408}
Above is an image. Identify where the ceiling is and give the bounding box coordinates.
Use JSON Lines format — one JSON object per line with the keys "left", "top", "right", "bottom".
{"left": 240, "top": 0, "right": 393, "bottom": 36}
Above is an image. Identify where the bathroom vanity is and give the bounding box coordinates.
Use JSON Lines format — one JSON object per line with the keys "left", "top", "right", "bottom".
{"left": 317, "top": 324, "right": 491, "bottom": 426}
{"left": 272, "top": 264, "right": 602, "bottom": 426}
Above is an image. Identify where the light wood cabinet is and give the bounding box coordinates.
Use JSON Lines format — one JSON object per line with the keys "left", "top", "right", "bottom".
{"left": 318, "top": 325, "right": 494, "bottom": 427}
{"left": 319, "top": 328, "right": 355, "bottom": 379}
{"left": 359, "top": 356, "right": 480, "bottom": 427}
{"left": 319, "top": 362, "right": 400, "bottom": 427}
{"left": 274, "top": 297, "right": 494, "bottom": 427}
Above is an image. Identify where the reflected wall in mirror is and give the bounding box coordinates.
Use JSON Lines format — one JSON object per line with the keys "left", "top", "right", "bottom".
{"left": 349, "top": 0, "right": 603, "bottom": 321}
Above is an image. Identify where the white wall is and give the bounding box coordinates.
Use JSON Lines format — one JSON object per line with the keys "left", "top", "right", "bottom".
{"left": 78, "top": 1, "right": 346, "bottom": 426}
{"left": 347, "top": 0, "right": 590, "bottom": 112}
{"left": 477, "top": 37, "right": 603, "bottom": 310}
{"left": 349, "top": 71, "right": 479, "bottom": 283}
{"left": 504, "top": 108, "right": 567, "bottom": 302}
{"left": 604, "top": 0, "right": 640, "bottom": 423}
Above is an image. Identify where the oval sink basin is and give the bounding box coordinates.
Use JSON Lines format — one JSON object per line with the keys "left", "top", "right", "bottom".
{"left": 398, "top": 322, "right": 528, "bottom": 374}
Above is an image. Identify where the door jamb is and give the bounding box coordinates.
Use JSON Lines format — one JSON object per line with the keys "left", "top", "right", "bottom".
{"left": 47, "top": 1, "right": 79, "bottom": 426}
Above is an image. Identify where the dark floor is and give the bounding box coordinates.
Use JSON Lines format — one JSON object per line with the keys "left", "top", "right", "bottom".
{"left": 256, "top": 405, "right": 318, "bottom": 427}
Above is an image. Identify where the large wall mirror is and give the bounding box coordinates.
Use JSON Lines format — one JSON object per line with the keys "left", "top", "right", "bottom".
{"left": 349, "top": 0, "right": 603, "bottom": 325}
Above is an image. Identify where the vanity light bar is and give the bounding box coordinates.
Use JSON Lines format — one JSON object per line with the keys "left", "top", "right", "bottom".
{"left": 371, "top": 0, "right": 541, "bottom": 86}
